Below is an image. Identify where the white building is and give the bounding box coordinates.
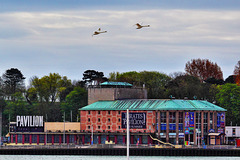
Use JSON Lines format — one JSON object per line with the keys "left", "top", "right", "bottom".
{"left": 225, "top": 126, "right": 240, "bottom": 144}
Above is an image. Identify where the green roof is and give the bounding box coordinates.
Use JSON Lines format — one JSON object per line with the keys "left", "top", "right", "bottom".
{"left": 79, "top": 99, "right": 226, "bottom": 111}
{"left": 100, "top": 81, "right": 133, "bottom": 86}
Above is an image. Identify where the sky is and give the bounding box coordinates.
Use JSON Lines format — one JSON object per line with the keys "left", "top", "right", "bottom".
{"left": 0, "top": 0, "right": 240, "bottom": 86}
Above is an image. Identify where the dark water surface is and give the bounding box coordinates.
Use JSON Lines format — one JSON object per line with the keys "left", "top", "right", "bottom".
{"left": 0, "top": 155, "right": 240, "bottom": 160}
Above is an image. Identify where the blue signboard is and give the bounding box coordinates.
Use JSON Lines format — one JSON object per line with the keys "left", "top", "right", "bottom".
{"left": 185, "top": 112, "right": 194, "bottom": 134}
{"left": 217, "top": 113, "right": 225, "bottom": 128}
{"left": 122, "top": 112, "right": 146, "bottom": 129}
{"left": 189, "top": 112, "right": 194, "bottom": 128}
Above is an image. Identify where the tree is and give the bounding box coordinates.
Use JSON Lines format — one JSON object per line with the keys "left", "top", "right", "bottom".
{"left": 108, "top": 71, "right": 171, "bottom": 99}
{"left": 139, "top": 71, "right": 171, "bottom": 99}
{"left": 112, "top": 71, "right": 140, "bottom": 86}
{"left": 234, "top": 60, "right": 240, "bottom": 75}
{"left": 216, "top": 83, "right": 240, "bottom": 125}
{"left": 83, "top": 70, "right": 108, "bottom": 86}
{"left": 204, "top": 77, "right": 224, "bottom": 85}
{"left": 168, "top": 72, "right": 185, "bottom": 79}
{"left": 2, "top": 68, "right": 25, "bottom": 99}
{"left": 167, "top": 75, "right": 202, "bottom": 99}
{"left": 108, "top": 72, "right": 120, "bottom": 81}
{"left": 61, "top": 87, "right": 87, "bottom": 121}
{"left": 185, "top": 59, "right": 223, "bottom": 82}
{"left": 29, "top": 73, "right": 72, "bottom": 103}
{"left": 225, "top": 75, "right": 237, "bottom": 84}
{"left": 166, "top": 75, "right": 218, "bottom": 102}
{"left": 27, "top": 73, "right": 72, "bottom": 121}
{"left": 3, "top": 92, "right": 30, "bottom": 122}
{"left": 0, "top": 77, "right": 4, "bottom": 97}
{"left": 233, "top": 60, "right": 240, "bottom": 85}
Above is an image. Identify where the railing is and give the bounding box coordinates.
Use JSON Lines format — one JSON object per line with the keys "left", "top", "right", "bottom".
{"left": 149, "top": 134, "right": 175, "bottom": 148}
{"left": 0, "top": 143, "right": 156, "bottom": 149}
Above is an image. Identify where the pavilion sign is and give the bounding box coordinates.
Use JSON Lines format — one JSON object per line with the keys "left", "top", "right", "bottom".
{"left": 122, "top": 112, "right": 146, "bottom": 129}
{"left": 16, "top": 115, "right": 44, "bottom": 127}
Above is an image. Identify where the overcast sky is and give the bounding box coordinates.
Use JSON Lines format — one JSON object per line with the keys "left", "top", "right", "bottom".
{"left": 1, "top": 0, "right": 240, "bottom": 86}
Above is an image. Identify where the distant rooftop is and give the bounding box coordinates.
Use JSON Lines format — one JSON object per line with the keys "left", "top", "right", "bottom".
{"left": 80, "top": 99, "right": 226, "bottom": 111}
{"left": 100, "top": 81, "right": 133, "bottom": 87}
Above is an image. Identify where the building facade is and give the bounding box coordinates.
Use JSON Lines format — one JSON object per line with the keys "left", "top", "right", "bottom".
{"left": 8, "top": 122, "right": 81, "bottom": 145}
{"left": 79, "top": 99, "right": 226, "bottom": 145}
{"left": 225, "top": 126, "right": 240, "bottom": 144}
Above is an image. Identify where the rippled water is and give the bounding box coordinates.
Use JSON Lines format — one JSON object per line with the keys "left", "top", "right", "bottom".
{"left": 0, "top": 155, "right": 239, "bottom": 160}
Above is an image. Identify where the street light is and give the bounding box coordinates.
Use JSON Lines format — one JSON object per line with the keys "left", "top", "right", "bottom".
{"left": 91, "top": 124, "right": 93, "bottom": 145}
{"left": 0, "top": 107, "right": 2, "bottom": 147}
{"left": 63, "top": 112, "right": 65, "bottom": 144}
{"left": 198, "top": 112, "right": 200, "bottom": 148}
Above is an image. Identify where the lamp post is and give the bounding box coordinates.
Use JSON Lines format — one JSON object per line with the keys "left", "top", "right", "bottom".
{"left": 0, "top": 107, "right": 2, "bottom": 147}
{"left": 91, "top": 124, "right": 93, "bottom": 145}
{"left": 198, "top": 112, "right": 200, "bottom": 148}
{"left": 127, "top": 109, "right": 129, "bottom": 160}
{"left": 46, "top": 114, "right": 47, "bottom": 145}
{"left": 63, "top": 112, "right": 65, "bottom": 144}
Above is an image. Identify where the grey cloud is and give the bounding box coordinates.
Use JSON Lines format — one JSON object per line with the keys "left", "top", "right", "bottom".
{"left": 0, "top": 9, "right": 239, "bottom": 81}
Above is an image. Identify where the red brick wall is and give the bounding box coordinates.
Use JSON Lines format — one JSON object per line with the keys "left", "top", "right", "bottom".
{"left": 80, "top": 110, "right": 156, "bottom": 133}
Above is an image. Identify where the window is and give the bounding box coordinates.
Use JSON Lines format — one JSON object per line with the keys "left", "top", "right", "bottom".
{"left": 169, "top": 112, "right": 176, "bottom": 123}
{"left": 160, "top": 112, "right": 166, "bottom": 133}
{"left": 178, "top": 112, "right": 183, "bottom": 133}
{"left": 160, "top": 112, "right": 166, "bottom": 123}
{"left": 169, "top": 112, "right": 176, "bottom": 133}
{"left": 98, "top": 126, "right": 100, "bottom": 129}
{"left": 118, "top": 126, "right": 121, "bottom": 129}
{"left": 204, "top": 113, "right": 208, "bottom": 134}
{"left": 88, "top": 118, "right": 90, "bottom": 122}
{"left": 98, "top": 111, "right": 101, "bottom": 114}
{"left": 196, "top": 112, "right": 201, "bottom": 138}
{"left": 118, "top": 118, "right": 121, "bottom": 122}
{"left": 108, "top": 118, "right": 111, "bottom": 122}
{"left": 108, "top": 126, "right": 110, "bottom": 129}
{"left": 233, "top": 128, "right": 236, "bottom": 136}
{"left": 108, "top": 111, "right": 111, "bottom": 114}
{"left": 179, "top": 112, "right": 183, "bottom": 124}
{"left": 196, "top": 112, "right": 201, "bottom": 130}
{"left": 98, "top": 118, "right": 100, "bottom": 122}
{"left": 210, "top": 113, "right": 213, "bottom": 129}
{"left": 118, "top": 111, "right": 121, "bottom": 114}
{"left": 88, "top": 126, "right": 90, "bottom": 129}
{"left": 88, "top": 111, "right": 91, "bottom": 115}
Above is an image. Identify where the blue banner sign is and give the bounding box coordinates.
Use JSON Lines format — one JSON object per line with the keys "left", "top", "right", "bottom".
{"left": 217, "top": 113, "right": 225, "bottom": 128}
{"left": 122, "top": 112, "right": 146, "bottom": 129}
{"left": 185, "top": 112, "right": 194, "bottom": 134}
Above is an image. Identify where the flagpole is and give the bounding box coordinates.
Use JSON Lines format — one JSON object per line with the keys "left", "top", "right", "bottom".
{"left": 127, "top": 109, "right": 129, "bottom": 160}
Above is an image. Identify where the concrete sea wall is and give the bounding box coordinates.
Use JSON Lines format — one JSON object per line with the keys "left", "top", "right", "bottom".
{"left": 0, "top": 148, "right": 240, "bottom": 156}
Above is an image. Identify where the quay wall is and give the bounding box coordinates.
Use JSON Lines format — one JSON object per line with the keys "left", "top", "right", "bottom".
{"left": 0, "top": 148, "right": 240, "bottom": 156}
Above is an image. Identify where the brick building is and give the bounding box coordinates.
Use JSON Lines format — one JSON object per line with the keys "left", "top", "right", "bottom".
{"left": 79, "top": 82, "right": 227, "bottom": 145}
{"left": 79, "top": 99, "right": 226, "bottom": 145}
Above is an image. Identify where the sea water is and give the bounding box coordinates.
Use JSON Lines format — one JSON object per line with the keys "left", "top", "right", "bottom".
{"left": 0, "top": 155, "right": 239, "bottom": 160}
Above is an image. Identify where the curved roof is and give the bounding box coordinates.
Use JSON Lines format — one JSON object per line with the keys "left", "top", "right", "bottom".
{"left": 79, "top": 99, "right": 226, "bottom": 111}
